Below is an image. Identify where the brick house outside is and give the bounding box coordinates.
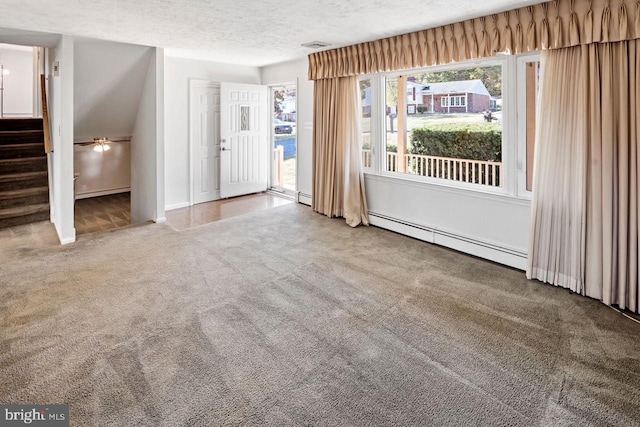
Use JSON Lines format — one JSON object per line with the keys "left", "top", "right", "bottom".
{"left": 418, "top": 79, "right": 491, "bottom": 114}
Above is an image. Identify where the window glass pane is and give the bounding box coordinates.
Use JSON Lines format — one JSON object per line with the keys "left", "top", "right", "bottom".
{"left": 385, "top": 66, "right": 503, "bottom": 188}
{"left": 240, "top": 106, "right": 250, "bottom": 131}
{"left": 272, "top": 85, "right": 296, "bottom": 191}
{"left": 525, "top": 61, "right": 541, "bottom": 191}
{"left": 360, "top": 78, "right": 372, "bottom": 168}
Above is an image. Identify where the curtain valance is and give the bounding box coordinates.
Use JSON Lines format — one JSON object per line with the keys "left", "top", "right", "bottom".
{"left": 308, "top": 0, "right": 640, "bottom": 80}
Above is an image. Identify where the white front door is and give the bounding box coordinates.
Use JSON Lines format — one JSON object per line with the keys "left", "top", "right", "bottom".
{"left": 190, "top": 82, "right": 220, "bottom": 204}
{"left": 220, "top": 82, "right": 268, "bottom": 198}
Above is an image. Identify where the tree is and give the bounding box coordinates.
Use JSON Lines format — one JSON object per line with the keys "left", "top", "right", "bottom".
{"left": 385, "top": 77, "right": 398, "bottom": 110}
{"left": 273, "top": 89, "right": 284, "bottom": 116}
{"left": 359, "top": 79, "right": 371, "bottom": 98}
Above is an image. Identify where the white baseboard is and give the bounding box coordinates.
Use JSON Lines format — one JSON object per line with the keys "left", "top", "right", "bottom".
{"left": 165, "top": 202, "right": 191, "bottom": 211}
{"left": 368, "top": 211, "right": 527, "bottom": 270}
{"left": 298, "top": 192, "right": 312, "bottom": 206}
{"left": 59, "top": 237, "right": 76, "bottom": 245}
{"left": 3, "top": 113, "right": 32, "bottom": 117}
{"left": 154, "top": 217, "right": 167, "bottom": 224}
{"left": 55, "top": 224, "right": 76, "bottom": 245}
{"left": 75, "top": 187, "right": 130, "bottom": 200}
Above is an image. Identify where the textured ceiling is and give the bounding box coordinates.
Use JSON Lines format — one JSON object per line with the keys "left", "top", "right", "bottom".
{"left": 0, "top": 0, "right": 546, "bottom": 67}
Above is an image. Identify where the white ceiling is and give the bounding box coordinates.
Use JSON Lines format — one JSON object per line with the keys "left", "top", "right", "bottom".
{"left": 0, "top": 0, "right": 546, "bottom": 67}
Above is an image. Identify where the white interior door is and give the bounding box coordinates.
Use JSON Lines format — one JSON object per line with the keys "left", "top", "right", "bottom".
{"left": 190, "top": 82, "right": 221, "bottom": 204}
{"left": 220, "top": 82, "right": 268, "bottom": 198}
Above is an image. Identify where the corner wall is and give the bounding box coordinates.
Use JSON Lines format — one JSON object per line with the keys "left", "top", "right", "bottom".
{"left": 48, "top": 35, "right": 75, "bottom": 244}
{"left": 164, "top": 56, "right": 261, "bottom": 210}
{"left": 131, "top": 48, "right": 165, "bottom": 223}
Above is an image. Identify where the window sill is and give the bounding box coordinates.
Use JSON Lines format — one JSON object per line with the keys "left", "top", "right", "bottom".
{"left": 363, "top": 172, "right": 532, "bottom": 207}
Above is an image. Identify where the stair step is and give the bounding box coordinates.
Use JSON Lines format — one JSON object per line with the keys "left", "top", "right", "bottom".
{"left": 0, "top": 203, "right": 50, "bottom": 220}
{"left": 0, "top": 118, "right": 43, "bottom": 132}
{"left": 0, "top": 187, "right": 49, "bottom": 209}
{"left": 0, "top": 143, "right": 45, "bottom": 159}
{"left": 0, "top": 156, "right": 48, "bottom": 174}
{"left": 0, "top": 203, "right": 49, "bottom": 229}
{"left": 0, "top": 130, "right": 44, "bottom": 145}
{"left": 0, "top": 171, "right": 48, "bottom": 191}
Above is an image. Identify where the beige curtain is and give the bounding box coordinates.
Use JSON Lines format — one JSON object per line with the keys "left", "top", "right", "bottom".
{"left": 309, "top": 0, "right": 640, "bottom": 80}
{"left": 312, "top": 76, "right": 369, "bottom": 227}
{"left": 528, "top": 39, "right": 640, "bottom": 313}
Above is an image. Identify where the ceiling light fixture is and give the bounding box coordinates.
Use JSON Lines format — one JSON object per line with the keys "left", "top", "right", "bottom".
{"left": 92, "top": 137, "right": 111, "bottom": 152}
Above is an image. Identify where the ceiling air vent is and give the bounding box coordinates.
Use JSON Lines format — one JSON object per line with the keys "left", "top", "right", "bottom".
{"left": 301, "top": 41, "right": 331, "bottom": 49}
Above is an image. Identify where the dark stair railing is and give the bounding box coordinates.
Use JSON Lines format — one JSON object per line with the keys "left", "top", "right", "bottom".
{"left": 41, "top": 74, "right": 52, "bottom": 154}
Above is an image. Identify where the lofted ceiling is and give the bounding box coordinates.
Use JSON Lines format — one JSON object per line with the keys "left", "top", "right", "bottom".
{"left": 0, "top": 0, "right": 547, "bottom": 67}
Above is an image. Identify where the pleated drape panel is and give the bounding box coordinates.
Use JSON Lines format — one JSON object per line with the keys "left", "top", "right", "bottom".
{"left": 312, "top": 76, "right": 369, "bottom": 227}
{"left": 309, "top": 0, "right": 640, "bottom": 80}
{"left": 528, "top": 40, "right": 640, "bottom": 313}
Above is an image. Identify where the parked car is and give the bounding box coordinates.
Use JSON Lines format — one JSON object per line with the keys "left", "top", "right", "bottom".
{"left": 274, "top": 119, "right": 293, "bottom": 134}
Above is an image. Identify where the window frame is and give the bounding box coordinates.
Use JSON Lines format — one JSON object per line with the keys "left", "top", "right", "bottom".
{"left": 359, "top": 75, "right": 377, "bottom": 174}
{"left": 441, "top": 95, "right": 467, "bottom": 108}
{"left": 368, "top": 57, "right": 511, "bottom": 195}
{"left": 360, "top": 54, "right": 542, "bottom": 201}
{"left": 515, "top": 52, "right": 542, "bottom": 199}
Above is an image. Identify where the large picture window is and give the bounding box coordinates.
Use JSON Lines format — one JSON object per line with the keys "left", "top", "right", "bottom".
{"left": 361, "top": 56, "right": 542, "bottom": 199}
{"left": 380, "top": 64, "right": 503, "bottom": 188}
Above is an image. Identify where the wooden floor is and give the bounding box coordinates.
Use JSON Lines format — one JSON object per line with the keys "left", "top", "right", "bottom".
{"left": 75, "top": 192, "right": 131, "bottom": 235}
{"left": 166, "top": 193, "right": 293, "bottom": 231}
{"left": 1, "top": 192, "right": 294, "bottom": 259}
{"left": 75, "top": 192, "right": 294, "bottom": 235}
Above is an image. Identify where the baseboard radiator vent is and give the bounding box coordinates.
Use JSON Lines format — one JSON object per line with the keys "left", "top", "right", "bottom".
{"left": 298, "top": 192, "right": 312, "bottom": 206}
{"left": 368, "top": 211, "right": 528, "bottom": 271}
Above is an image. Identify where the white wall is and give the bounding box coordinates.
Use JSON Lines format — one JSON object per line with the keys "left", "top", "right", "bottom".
{"left": 365, "top": 176, "right": 530, "bottom": 269}
{"left": 74, "top": 141, "right": 131, "bottom": 198}
{"left": 0, "top": 46, "right": 33, "bottom": 116}
{"left": 131, "top": 48, "right": 164, "bottom": 224}
{"left": 73, "top": 39, "right": 153, "bottom": 200}
{"left": 48, "top": 35, "right": 75, "bottom": 244}
{"left": 73, "top": 39, "right": 153, "bottom": 140}
{"left": 260, "top": 58, "right": 314, "bottom": 205}
{"left": 164, "top": 56, "right": 261, "bottom": 210}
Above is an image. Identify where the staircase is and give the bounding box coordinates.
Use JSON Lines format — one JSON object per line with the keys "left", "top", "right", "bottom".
{"left": 0, "top": 118, "right": 50, "bottom": 229}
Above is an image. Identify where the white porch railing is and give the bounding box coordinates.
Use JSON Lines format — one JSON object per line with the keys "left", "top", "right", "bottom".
{"left": 362, "top": 149, "right": 502, "bottom": 187}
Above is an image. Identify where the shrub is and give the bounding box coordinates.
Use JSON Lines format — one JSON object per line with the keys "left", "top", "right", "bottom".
{"left": 409, "top": 123, "right": 502, "bottom": 162}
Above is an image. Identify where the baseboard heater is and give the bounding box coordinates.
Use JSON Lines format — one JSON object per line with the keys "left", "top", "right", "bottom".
{"left": 298, "top": 192, "right": 312, "bottom": 206}
{"left": 368, "top": 211, "right": 528, "bottom": 271}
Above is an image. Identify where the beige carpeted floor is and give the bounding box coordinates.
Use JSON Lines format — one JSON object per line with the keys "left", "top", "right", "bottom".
{"left": 1, "top": 203, "right": 640, "bottom": 426}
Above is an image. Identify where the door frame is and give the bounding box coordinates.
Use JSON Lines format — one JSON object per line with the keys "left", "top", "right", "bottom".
{"left": 268, "top": 81, "right": 298, "bottom": 197}
{"left": 189, "top": 79, "right": 221, "bottom": 206}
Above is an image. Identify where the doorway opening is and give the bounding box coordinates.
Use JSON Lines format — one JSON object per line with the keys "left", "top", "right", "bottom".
{"left": 270, "top": 83, "right": 296, "bottom": 196}
{"left": 0, "top": 43, "right": 42, "bottom": 118}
